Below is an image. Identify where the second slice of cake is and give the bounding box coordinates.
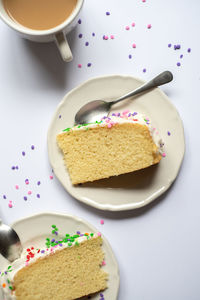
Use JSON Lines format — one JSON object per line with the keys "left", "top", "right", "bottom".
{"left": 57, "top": 111, "right": 163, "bottom": 184}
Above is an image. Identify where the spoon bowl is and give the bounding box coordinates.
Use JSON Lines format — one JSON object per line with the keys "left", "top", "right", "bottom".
{"left": 0, "top": 220, "right": 22, "bottom": 262}
{"left": 75, "top": 100, "right": 111, "bottom": 124}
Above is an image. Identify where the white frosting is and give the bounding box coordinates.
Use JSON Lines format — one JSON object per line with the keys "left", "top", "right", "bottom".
{"left": 62, "top": 111, "right": 164, "bottom": 153}
{"left": 0, "top": 234, "right": 97, "bottom": 300}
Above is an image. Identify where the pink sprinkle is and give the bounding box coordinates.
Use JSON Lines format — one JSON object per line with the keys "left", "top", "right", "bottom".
{"left": 97, "top": 232, "right": 102, "bottom": 237}
{"left": 28, "top": 191, "right": 32, "bottom": 195}
{"left": 125, "top": 26, "right": 130, "bottom": 30}
{"left": 132, "top": 43, "right": 136, "bottom": 48}
{"left": 50, "top": 175, "right": 53, "bottom": 180}
{"left": 142, "top": 0, "right": 146, "bottom": 2}
{"left": 100, "top": 219, "right": 104, "bottom": 225}
{"left": 107, "top": 123, "right": 112, "bottom": 128}
{"left": 15, "top": 185, "right": 19, "bottom": 190}
{"left": 122, "top": 110, "right": 130, "bottom": 115}
{"left": 103, "top": 35, "right": 109, "bottom": 40}
{"left": 25, "top": 262, "right": 29, "bottom": 266}
{"left": 147, "top": 24, "right": 152, "bottom": 29}
{"left": 131, "top": 22, "right": 135, "bottom": 27}
{"left": 50, "top": 247, "right": 54, "bottom": 252}
{"left": 8, "top": 202, "right": 13, "bottom": 208}
{"left": 110, "top": 35, "right": 115, "bottom": 39}
{"left": 78, "top": 64, "right": 82, "bottom": 68}
{"left": 102, "top": 260, "right": 106, "bottom": 266}
{"left": 25, "top": 181, "right": 29, "bottom": 185}
{"left": 105, "top": 119, "right": 110, "bottom": 123}
{"left": 162, "top": 153, "right": 166, "bottom": 157}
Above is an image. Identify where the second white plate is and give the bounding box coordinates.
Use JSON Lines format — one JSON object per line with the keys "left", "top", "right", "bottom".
{"left": 48, "top": 75, "right": 185, "bottom": 211}
{"left": 0, "top": 212, "right": 119, "bottom": 300}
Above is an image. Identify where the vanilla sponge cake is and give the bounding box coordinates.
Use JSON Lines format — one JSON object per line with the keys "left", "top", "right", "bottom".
{"left": 57, "top": 111, "right": 163, "bottom": 184}
{"left": 1, "top": 229, "right": 108, "bottom": 300}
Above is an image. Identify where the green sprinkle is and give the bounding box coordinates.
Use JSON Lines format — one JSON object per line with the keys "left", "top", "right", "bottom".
{"left": 90, "top": 233, "right": 94, "bottom": 237}
{"left": 52, "top": 225, "right": 57, "bottom": 228}
{"left": 8, "top": 266, "right": 12, "bottom": 270}
{"left": 75, "top": 241, "right": 79, "bottom": 246}
{"left": 9, "top": 286, "right": 13, "bottom": 290}
{"left": 63, "top": 127, "right": 71, "bottom": 132}
{"left": 7, "top": 279, "right": 10, "bottom": 284}
{"left": 68, "top": 242, "right": 72, "bottom": 246}
{"left": 1, "top": 273, "right": 4, "bottom": 276}
{"left": 46, "top": 238, "right": 50, "bottom": 242}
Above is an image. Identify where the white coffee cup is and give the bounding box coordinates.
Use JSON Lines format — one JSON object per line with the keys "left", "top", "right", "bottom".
{"left": 0, "top": 0, "right": 84, "bottom": 62}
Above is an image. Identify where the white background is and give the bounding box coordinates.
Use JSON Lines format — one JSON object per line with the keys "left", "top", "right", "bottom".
{"left": 0, "top": 0, "right": 200, "bottom": 299}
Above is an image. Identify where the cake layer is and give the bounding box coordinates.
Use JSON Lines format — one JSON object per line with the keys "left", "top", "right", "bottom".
{"left": 57, "top": 113, "right": 163, "bottom": 184}
{"left": 1, "top": 232, "right": 108, "bottom": 300}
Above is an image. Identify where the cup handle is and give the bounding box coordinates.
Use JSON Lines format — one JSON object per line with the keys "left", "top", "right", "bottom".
{"left": 55, "top": 32, "right": 73, "bottom": 62}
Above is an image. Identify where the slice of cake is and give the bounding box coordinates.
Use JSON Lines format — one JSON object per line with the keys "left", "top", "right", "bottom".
{"left": 1, "top": 229, "right": 108, "bottom": 300}
{"left": 57, "top": 111, "right": 163, "bottom": 184}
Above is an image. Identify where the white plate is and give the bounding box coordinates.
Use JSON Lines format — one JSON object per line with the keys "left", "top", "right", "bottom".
{"left": 48, "top": 75, "right": 185, "bottom": 211}
{"left": 0, "top": 212, "right": 119, "bottom": 300}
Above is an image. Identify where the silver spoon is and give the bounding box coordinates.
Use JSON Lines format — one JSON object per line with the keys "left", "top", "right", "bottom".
{"left": 75, "top": 71, "right": 173, "bottom": 125}
{"left": 0, "top": 219, "right": 22, "bottom": 262}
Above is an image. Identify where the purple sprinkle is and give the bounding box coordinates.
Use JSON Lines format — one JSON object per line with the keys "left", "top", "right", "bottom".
{"left": 3, "top": 195, "right": 6, "bottom": 199}
{"left": 117, "top": 113, "right": 120, "bottom": 116}
{"left": 80, "top": 234, "right": 84, "bottom": 237}
{"left": 25, "top": 179, "right": 29, "bottom": 183}
{"left": 78, "top": 33, "right": 83, "bottom": 38}
{"left": 77, "top": 231, "right": 81, "bottom": 234}
{"left": 36, "top": 194, "right": 40, "bottom": 198}
{"left": 55, "top": 232, "right": 58, "bottom": 236}
{"left": 167, "top": 131, "right": 171, "bottom": 136}
{"left": 59, "top": 243, "right": 63, "bottom": 247}
{"left": 128, "top": 54, "right": 132, "bottom": 59}
{"left": 168, "top": 43, "right": 172, "bottom": 48}
{"left": 174, "top": 45, "right": 177, "bottom": 50}
{"left": 31, "top": 145, "right": 35, "bottom": 150}
{"left": 132, "top": 112, "right": 138, "bottom": 116}
{"left": 5, "top": 272, "right": 7, "bottom": 275}
{"left": 37, "top": 181, "right": 41, "bottom": 185}
{"left": 16, "top": 166, "right": 19, "bottom": 170}
{"left": 128, "top": 113, "right": 132, "bottom": 117}
{"left": 176, "top": 44, "right": 181, "bottom": 49}
{"left": 51, "top": 239, "right": 55, "bottom": 242}
{"left": 41, "top": 250, "right": 45, "bottom": 254}
{"left": 78, "top": 19, "right": 81, "bottom": 24}
{"left": 100, "top": 293, "right": 104, "bottom": 297}
{"left": 177, "top": 62, "right": 181, "bottom": 66}
{"left": 22, "top": 151, "right": 25, "bottom": 156}
{"left": 106, "top": 11, "right": 110, "bottom": 15}
{"left": 180, "top": 54, "right": 183, "bottom": 59}
{"left": 24, "top": 196, "right": 27, "bottom": 201}
{"left": 143, "top": 68, "right": 146, "bottom": 73}
{"left": 92, "top": 32, "right": 95, "bottom": 37}
{"left": 85, "top": 42, "right": 89, "bottom": 46}
{"left": 87, "top": 63, "right": 92, "bottom": 67}
{"left": 59, "top": 115, "right": 62, "bottom": 119}
{"left": 187, "top": 48, "right": 191, "bottom": 53}
{"left": 11, "top": 166, "right": 15, "bottom": 170}
{"left": 112, "top": 113, "right": 116, "bottom": 116}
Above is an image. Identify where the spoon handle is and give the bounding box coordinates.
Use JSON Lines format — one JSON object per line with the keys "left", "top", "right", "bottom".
{"left": 111, "top": 71, "right": 173, "bottom": 105}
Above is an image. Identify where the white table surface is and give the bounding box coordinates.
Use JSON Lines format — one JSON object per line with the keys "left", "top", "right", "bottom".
{"left": 0, "top": 0, "right": 199, "bottom": 299}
